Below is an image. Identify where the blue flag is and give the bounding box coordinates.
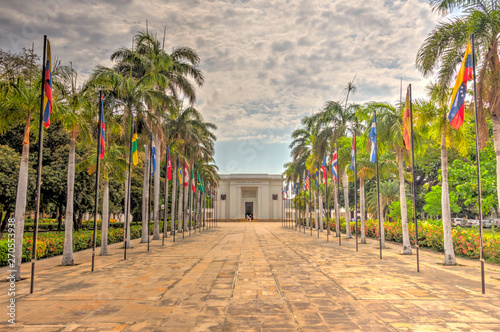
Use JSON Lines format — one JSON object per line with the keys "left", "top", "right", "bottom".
{"left": 370, "top": 114, "right": 377, "bottom": 163}
{"left": 151, "top": 135, "right": 156, "bottom": 175}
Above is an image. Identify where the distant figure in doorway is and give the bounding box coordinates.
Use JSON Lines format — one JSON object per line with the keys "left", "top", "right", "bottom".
{"left": 249, "top": 214, "right": 254, "bottom": 221}
{"left": 246, "top": 213, "right": 251, "bottom": 221}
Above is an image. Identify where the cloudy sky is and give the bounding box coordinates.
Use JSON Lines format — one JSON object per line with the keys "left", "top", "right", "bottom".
{"left": 0, "top": 0, "right": 446, "bottom": 174}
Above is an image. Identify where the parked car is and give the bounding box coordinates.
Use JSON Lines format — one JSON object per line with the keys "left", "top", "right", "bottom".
{"left": 451, "top": 218, "right": 464, "bottom": 227}
{"left": 483, "top": 220, "right": 493, "bottom": 228}
{"left": 466, "top": 219, "right": 480, "bottom": 227}
{"left": 490, "top": 219, "right": 500, "bottom": 228}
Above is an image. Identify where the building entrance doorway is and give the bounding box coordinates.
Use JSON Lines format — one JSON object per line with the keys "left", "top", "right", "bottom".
{"left": 245, "top": 202, "right": 253, "bottom": 218}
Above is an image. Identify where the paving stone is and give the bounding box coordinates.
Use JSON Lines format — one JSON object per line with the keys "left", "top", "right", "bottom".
{"left": 2, "top": 222, "right": 500, "bottom": 331}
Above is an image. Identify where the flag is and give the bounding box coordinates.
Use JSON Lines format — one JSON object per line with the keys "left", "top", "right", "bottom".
{"left": 322, "top": 155, "right": 327, "bottom": 184}
{"left": 306, "top": 171, "right": 310, "bottom": 190}
{"left": 131, "top": 123, "right": 138, "bottom": 166}
{"left": 315, "top": 163, "right": 319, "bottom": 189}
{"left": 303, "top": 171, "right": 306, "bottom": 191}
{"left": 350, "top": 135, "right": 355, "bottom": 170}
{"left": 43, "top": 39, "right": 53, "bottom": 128}
{"left": 167, "top": 146, "right": 171, "bottom": 180}
{"left": 370, "top": 114, "right": 377, "bottom": 163}
{"left": 448, "top": 41, "right": 473, "bottom": 129}
{"left": 184, "top": 161, "right": 189, "bottom": 187}
{"left": 191, "top": 168, "right": 195, "bottom": 193}
{"left": 296, "top": 176, "right": 300, "bottom": 196}
{"left": 99, "top": 94, "right": 105, "bottom": 159}
{"left": 197, "top": 170, "right": 202, "bottom": 191}
{"left": 177, "top": 158, "right": 183, "bottom": 185}
{"left": 331, "top": 150, "right": 338, "bottom": 181}
{"left": 403, "top": 86, "right": 411, "bottom": 150}
{"left": 151, "top": 135, "right": 156, "bottom": 175}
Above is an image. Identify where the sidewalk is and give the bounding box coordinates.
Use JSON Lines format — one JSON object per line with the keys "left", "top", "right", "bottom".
{"left": 1, "top": 222, "right": 500, "bottom": 331}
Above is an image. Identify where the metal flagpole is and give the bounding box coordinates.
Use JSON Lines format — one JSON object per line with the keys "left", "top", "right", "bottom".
{"left": 354, "top": 131, "right": 358, "bottom": 252}
{"left": 374, "top": 110, "right": 382, "bottom": 259}
{"left": 92, "top": 90, "right": 103, "bottom": 271}
{"left": 306, "top": 172, "right": 312, "bottom": 236}
{"left": 147, "top": 134, "right": 152, "bottom": 251}
{"left": 182, "top": 160, "right": 185, "bottom": 239}
{"left": 471, "top": 34, "right": 485, "bottom": 294}
{"left": 337, "top": 142, "right": 341, "bottom": 247}
{"left": 317, "top": 169, "right": 320, "bottom": 239}
{"left": 408, "top": 84, "right": 419, "bottom": 272}
{"left": 326, "top": 161, "right": 330, "bottom": 242}
{"left": 30, "top": 35, "right": 47, "bottom": 293}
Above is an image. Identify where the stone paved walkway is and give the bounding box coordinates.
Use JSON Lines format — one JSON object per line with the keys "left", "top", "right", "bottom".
{"left": 2, "top": 222, "right": 500, "bottom": 331}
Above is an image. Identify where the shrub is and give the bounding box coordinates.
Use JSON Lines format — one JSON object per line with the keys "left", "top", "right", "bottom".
{"left": 330, "top": 219, "right": 500, "bottom": 264}
{"left": 0, "top": 225, "right": 146, "bottom": 267}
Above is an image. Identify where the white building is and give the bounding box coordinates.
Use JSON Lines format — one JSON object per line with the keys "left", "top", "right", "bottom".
{"left": 217, "top": 174, "right": 284, "bottom": 220}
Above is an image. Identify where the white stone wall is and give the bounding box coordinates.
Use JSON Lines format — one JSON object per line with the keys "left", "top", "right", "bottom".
{"left": 217, "top": 174, "right": 284, "bottom": 219}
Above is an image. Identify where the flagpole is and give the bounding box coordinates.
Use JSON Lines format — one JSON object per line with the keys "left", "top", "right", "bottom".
{"left": 326, "top": 163, "right": 330, "bottom": 242}
{"left": 408, "top": 84, "right": 420, "bottom": 272}
{"left": 307, "top": 172, "right": 312, "bottom": 236}
{"left": 471, "top": 34, "right": 485, "bottom": 294}
{"left": 30, "top": 35, "right": 47, "bottom": 293}
{"left": 354, "top": 131, "right": 358, "bottom": 252}
{"left": 317, "top": 170, "right": 320, "bottom": 239}
{"left": 147, "top": 135, "right": 152, "bottom": 251}
{"left": 337, "top": 143, "right": 341, "bottom": 246}
{"left": 124, "top": 117, "right": 133, "bottom": 259}
{"left": 92, "top": 90, "right": 103, "bottom": 272}
{"left": 374, "top": 110, "right": 382, "bottom": 259}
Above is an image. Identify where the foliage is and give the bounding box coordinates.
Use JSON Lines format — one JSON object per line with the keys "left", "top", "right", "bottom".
{"left": 424, "top": 185, "right": 461, "bottom": 217}
{"left": 335, "top": 219, "right": 500, "bottom": 264}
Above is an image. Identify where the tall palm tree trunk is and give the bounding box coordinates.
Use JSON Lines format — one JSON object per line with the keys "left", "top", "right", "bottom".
{"left": 189, "top": 178, "right": 194, "bottom": 230}
{"left": 13, "top": 134, "right": 30, "bottom": 281}
{"left": 62, "top": 132, "right": 76, "bottom": 265}
{"left": 163, "top": 176, "right": 169, "bottom": 235}
{"left": 441, "top": 128, "right": 456, "bottom": 265}
{"left": 492, "top": 116, "right": 500, "bottom": 216}
{"left": 177, "top": 179, "right": 184, "bottom": 233}
{"left": 141, "top": 145, "right": 150, "bottom": 243}
{"left": 319, "top": 193, "right": 324, "bottom": 231}
{"left": 360, "top": 178, "right": 366, "bottom": 244}
{"left": 124, "top": 170, "right": 131, "bottom": 248}
{"left": 153, "top": 144, "right": 160, "bottom": 240}
{"left": 313, "top": 191, "right": 319, "bottom": 230}
{"left": 183, "top": 180, "right": 188, "bottom": 232}
{"left": 398, "top": 150, "right": 412, "bottom": 255}
{"left": 100, "top": 180, "right": 109, "bottom": 255}
{"left": 170, "top": 160, "right": 177, "bottom": 234}
{"left": 334, "top": 181, "right": 340, "bottom": 236}
{"left": 379, "top": 193, "right": 386, "bottom": 249}
{"left": 342, "top": 172, "right": 352, "bottom": 239}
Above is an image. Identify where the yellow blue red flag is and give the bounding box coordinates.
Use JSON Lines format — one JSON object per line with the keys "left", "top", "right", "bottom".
{"left": 448, "top": 41, "right": 473, "bottom": 129}
{"left": 43, "top": 39, "right": 53, "bottom": 128}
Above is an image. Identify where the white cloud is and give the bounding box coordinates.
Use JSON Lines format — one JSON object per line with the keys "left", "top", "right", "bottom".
{"left": 0, "top": 0, "right": 443, "bottom": 171}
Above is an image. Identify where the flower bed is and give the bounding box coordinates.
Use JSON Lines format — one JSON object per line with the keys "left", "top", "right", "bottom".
{"left": 333, "top": 219, "right": 500, "bottom": 264}
{"left": 0, "top": 225, "right": 153, "bottom": 267}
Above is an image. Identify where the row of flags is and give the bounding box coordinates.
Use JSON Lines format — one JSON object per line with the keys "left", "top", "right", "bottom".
{"left": 284, "top": 40, "right": 474, "bottom": 197}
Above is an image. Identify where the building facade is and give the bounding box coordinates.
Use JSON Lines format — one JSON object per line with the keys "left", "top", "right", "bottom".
{"left": 217, "top": 174, "right": 284, "bottom": 220}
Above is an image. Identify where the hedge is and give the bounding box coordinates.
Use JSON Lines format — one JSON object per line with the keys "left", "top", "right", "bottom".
{"left": 335, "top": 219, "right": 500, "bottom": 264}
{"left": 0, "top": 225, "right": 150, "bottom": 267}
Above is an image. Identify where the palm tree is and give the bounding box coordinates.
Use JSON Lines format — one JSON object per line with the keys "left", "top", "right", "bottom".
{"left": 416, "top": 0, "right": 500, "bottom": 209}
{"left": 357, "top": 154, "right": 375, "bottom": 244}
{"left": 78, "top": 140, "right": 127, "bottom": 255}
{"left": 57, "top": 65, "right": 93, "bottom": 265}
{"left": 0, "top": 74, "right": 61, "bottom": 280}
{"left": 360, "top": 102, "right": 413, "bottom": 254}
{"left": 413, "top": 83, "right": 470, "bottom": 265}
